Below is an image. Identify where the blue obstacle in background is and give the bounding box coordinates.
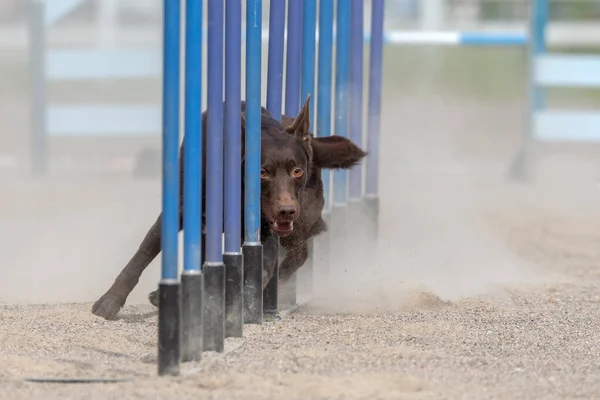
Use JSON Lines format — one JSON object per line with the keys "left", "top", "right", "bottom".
{"left": 509, "top": 0, "right": 600, "bottom": 179}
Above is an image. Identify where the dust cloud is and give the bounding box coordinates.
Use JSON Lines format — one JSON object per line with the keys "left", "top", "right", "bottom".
{"left": 307, "top": 91, "right": 554, "bottom": 315}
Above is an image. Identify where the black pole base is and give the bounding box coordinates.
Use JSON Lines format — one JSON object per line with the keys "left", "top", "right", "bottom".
{"left": 157, "top": 280, "right": 180, "bottom": 376}
{"left": 263, "top": 250, "right": 279, "bottom": 315}
{"left": 224, "top": 252, "right": 243, "bottom": 338}
{"left": 243, "top": 243, "right": 263, "bottom": 324}
{"left": 202, "top": 262, "right": 225, "bottom": 353}
{"left": 181, "top": 271, "right": 203, "bottom": 362}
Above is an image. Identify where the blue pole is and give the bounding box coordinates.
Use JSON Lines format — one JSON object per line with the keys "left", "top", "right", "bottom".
{"left": 203, "top": 0, "right": 226, "bottom": 353}
{"left": 243, "top": 0, "right": 263, "bottom": 324}
{"left": 158, "top": 0, "right": 181, "bottom": 377}
{"left": 224, "top": 0, "right": 242, "bottom": 254}
{"left": 160, "top": 0, "right": 181, "bottom": 285}
{"left": 348, "top": 0, "right": 364, "bottom": 201}
{"left": 285, "top": 0, "right": 303, "bottom": 116}
{"left": 366, "top": 0, "right": 383, "bottom": 197}
{"left": 206, "top": 0, "right": 224, "bottom": 263}
{"left": 263, "top": 0, "right": 287, "bottom": 315}
{"left": 317, "top": 0, "right": 334, "bottom": 210}
{"left": 314, "top": 0, "right": 334, "bottom": 293}
{"left": 281, "top": 0, "right": 303, "bottom": 308}
{"left": 244, "top": 1, "right": 261, "bottom": 245}
{"left": 301, "top": 0, "right": 316, "bottom": 130}
{"left": 333, "top": 0, "right": 351, "bottom": 206}
{"left": 183, "top": 0, "right": 202, "bottom": 275}
{"left": 298, "top": 0, "right": 317, "bottom": 301}
{"left": 224, "top": 0, "right": 244, "bottom": 338}
{"left": 181, "top": 0, "right": 204, "bottom": 363}
{"left": 266, "top": 0, "right": 286, "bottom": 120}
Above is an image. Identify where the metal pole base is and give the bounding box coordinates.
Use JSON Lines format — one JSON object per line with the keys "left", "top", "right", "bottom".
{"left": 202, "top": 263, "right": 225, "bottom": 352}
{"left": 243, "top": 243, "right": 263, "bottom": 324}
{"left": 157, "top": 280, "right": 180, "bottom": 376}
{"left": 181, "top": 271, "right": 203, "bottom": 362}
{"left": 224, "top": 252, "right": 244, "bottom": 338}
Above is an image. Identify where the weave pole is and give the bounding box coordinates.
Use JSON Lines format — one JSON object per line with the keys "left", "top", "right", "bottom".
{"left": 224, "top": 0, "right": 244, "bottom": 339}
{"left": 279, "top": 0, "right": 303, "bottom": 307}
{"left": 157, "top": 0, "right": 181, "bottom": 377}
{"left": 243, "top": 0, "right": 264, "bottom": 325}
{"left": 313, "top": 0, "right": 334, "bottom": 294}
{"left": 348, "top": 0, "right": 364, "bottom": 205}
{"left": 263, "top": 0, "right": 286, "bottom": 315}
{"left": 365, "top": 0, "right": 384, "bottom": 240}
{"left": 299, "top": 0, "right": 317, "bottom": 301}
{"left": 203, "top": 0, "right": 226, "bottom": 353}
{"left": 330, "top": 0, "right": 351, "bottom": 272}
{"left": 181, "top": 0, "right": 204, "bottom": 363}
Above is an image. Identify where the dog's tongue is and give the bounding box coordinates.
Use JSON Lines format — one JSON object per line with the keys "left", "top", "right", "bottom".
{"left": 274, "top": 221, "right": 293, "bottom": 232}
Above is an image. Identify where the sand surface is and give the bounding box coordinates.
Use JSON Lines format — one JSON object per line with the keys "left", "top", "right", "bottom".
{"left": 2, "top": 86, "right": 600, "bottom": 400}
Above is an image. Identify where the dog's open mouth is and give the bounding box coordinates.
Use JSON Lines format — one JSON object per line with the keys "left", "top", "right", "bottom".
{"left": 272, "top": 221, "right": 294, "bottom": 236}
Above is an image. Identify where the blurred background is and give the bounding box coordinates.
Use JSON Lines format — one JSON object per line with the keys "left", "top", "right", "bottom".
{"left": 1, "top": 1, "right": 599, "bottom": 307}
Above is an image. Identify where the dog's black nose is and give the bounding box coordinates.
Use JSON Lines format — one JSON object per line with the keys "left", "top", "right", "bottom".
{"left": 278, "top": 206, "right": 296, "bottom": 219}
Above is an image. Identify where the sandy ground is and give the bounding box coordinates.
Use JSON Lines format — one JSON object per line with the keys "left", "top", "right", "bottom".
{"left": 2, "top": 70, "right": 600, "bottom": 400}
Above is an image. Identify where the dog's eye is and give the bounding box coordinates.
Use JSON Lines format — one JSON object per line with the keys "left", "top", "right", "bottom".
{"left": 292, "top": 168, "right": 304, "bottom": 178}
{"left": 260, "top": 168, "right": 268, "bottom": 179}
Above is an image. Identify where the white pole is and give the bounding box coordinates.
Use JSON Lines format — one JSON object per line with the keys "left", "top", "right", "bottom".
{"left": 97, "top": 0, "right": 118, "bottom": 49}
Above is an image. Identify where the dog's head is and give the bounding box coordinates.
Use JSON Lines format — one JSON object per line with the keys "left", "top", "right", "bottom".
{"left": 242, "top": 96, "right": 313, "bottom": 238}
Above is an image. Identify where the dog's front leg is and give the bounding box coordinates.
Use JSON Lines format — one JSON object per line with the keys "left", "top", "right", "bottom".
{"left": 92, "top": 215, "right": 163, "bottom": 320}
{"left": 261, "top": 233, "right": 280, "bottom": 290}
{"left": 278, "top": 242, "right": 308, "bottom": 284}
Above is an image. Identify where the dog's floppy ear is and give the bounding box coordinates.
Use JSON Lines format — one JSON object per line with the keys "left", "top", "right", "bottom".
{"left": 285, "top": 94, "right": 311, "bottom": 143}
{"left": 311, "top": 135, "right": 367, "bottom": 169}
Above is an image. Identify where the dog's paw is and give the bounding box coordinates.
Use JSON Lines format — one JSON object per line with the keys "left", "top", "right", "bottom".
{"left": 148, "top": 290, "right": 159, "bottom": 308}
{"left": 92, "top": 292, "right": 125, "bottom": 320}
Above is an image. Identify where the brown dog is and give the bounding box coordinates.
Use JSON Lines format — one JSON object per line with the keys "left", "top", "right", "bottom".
{"left": 92, "top": 96, "right": 366, "bottom": 320}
